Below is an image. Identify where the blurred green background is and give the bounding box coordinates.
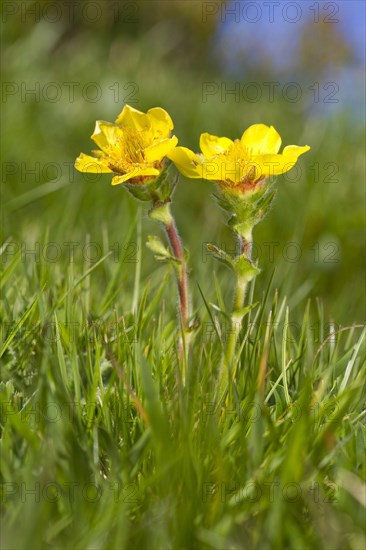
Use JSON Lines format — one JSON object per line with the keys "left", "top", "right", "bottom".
{"left": 2, "top": 0, "right": 365, "bottom": 325}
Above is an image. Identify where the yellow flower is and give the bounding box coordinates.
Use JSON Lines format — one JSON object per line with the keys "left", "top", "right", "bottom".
{"left": 75, "top": 105, "right": 178, "bottom": 185}
{"left": 168, "top": 124, "right": 310, "bottom": 190}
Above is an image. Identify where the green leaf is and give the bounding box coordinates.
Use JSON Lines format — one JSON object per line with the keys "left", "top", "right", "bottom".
{"left": 146, "top": 235, "right": 175, "bottom": 262}
{"left": 233, "top": 255, "right": 260, "bottom": 282}
{"left": 235, "top": 302, "right": 259, "bottom": 318}
{"left": 206, "top": 243, "right": 235, "bottom": 271}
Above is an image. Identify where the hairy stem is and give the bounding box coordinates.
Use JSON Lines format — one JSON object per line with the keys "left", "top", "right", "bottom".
{"left": 225, "top": 275, "right": 247, "bottom": 369}
{"left": 148, "top": 199, "right": 191, "bottom": 379}
{"left": 149, "top": 200, "right": 191, "bottom": 335}
{"left": 217, "top": 232, "right": 252, "bottom": 405}
{"left": 164, "top": 214, "right": 190, "bottom": 334}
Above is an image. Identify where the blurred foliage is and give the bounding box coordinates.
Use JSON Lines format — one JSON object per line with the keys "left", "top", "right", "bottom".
{"left": 2, "top": 0, "right": 365, "bottom": 325}
{"left": 299, "top": 19, "right": 353, "bottom": 76}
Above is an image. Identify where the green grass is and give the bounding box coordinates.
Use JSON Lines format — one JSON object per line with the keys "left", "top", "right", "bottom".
{"left": 1, "top": 225, "right": 365, "bottom": 549}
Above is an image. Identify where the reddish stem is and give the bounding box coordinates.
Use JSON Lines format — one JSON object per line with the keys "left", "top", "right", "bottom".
{"left": 165, "top": 219, "right": 190, "bottom": 332}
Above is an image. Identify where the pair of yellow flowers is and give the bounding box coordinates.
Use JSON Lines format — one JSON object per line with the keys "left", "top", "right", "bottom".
{"left": 75, "top": 105, "right": 310, "bottom": 190}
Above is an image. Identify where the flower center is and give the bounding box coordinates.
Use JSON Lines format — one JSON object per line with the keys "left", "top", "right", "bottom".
{"left": 226, "top": 140, "right": 252, "bottom": 164}
{"left": 210, "top": 140, "right": 256, "bottom": 184}
{"left": 105, "top": 128, "right": 153, "bottom": 174}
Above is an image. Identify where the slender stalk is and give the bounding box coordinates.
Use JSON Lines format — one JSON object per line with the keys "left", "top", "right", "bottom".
{"left": 149, "top": 201, "right": 191, "bottom": 334}
{"left": 226, "top": 233, "right": 252, "bottom": 364}
{"left": 164, "top": 215, "right": 190, "bottom": 333}
{"left": 163, "top": 207, "right": 191, "bottom": 382}
{"left": 216, "top": 232, "right": 252, "bottom": 405}
{"left": 164, "top": 213, "right": 191, "bottom": 381}
{"left": 225, "top": 275, "right": 247, "bottom": 368}
{"left": 148, "top": 199, "right": 191, "bottom": 378}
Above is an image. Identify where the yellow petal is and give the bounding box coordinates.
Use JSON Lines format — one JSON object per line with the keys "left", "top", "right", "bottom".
{"left": 282, "top": 145, "right": 311, "bottom": 157}
{"left": 147, "top": 107, "right": 174, "bottom": 137}
{"left": 241, "top": 124, "right": 282, "bottom": 155}
{"left": 91, "top": 121, "right": 123, "bottom": 152}
{"left": 144, "top": 136, "right": 178, "bottom": 162}
{"left": 115, "top": 104, "right": 150, "bottom": 130}
{"left": 75, "top": 153, "right": 112, "bottom": 173}
{"left": 167, "top": 147, "right": 203, "bottom": 179}
{"left": 253, "top": 155, "right": 293, "bottom": 177}
{"left": 254, "top": 145, "right": 310, "bottom": 177}
{"left": 111, "top": 166, "right": 160, "bottom": 185}
{"left": 199, "top": 133, "right": 233, "bottom": 158}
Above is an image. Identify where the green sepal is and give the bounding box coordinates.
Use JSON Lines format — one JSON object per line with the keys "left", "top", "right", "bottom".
{"left": 148, "top": 160, "right": 180, "bottom": 202}
{"left": 213, "top": 181, "right": 277, "bottom": 238}
{"left": 124, "top": 160, "right": 180, "bottom": 204}
{"left": 124, "top": 182, "right": 152, "bottom": 202}
{"left": 250, "top": 187, "right": 277, "bottom": 222}
{"left": 147, "top": 160, "right": 179, "bottom": 203}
